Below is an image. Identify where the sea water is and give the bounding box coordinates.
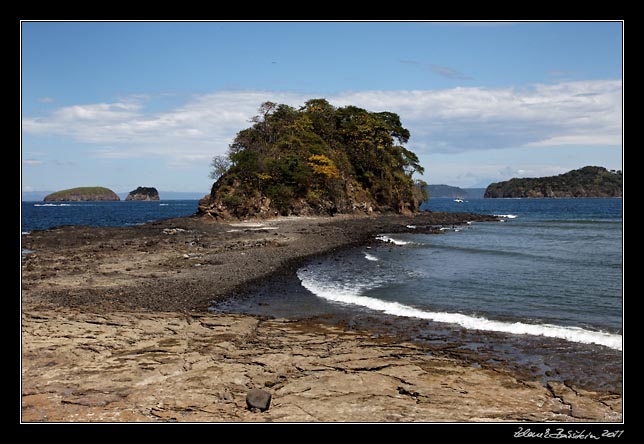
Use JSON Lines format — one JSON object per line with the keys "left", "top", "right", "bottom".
{"left": 20, "top": 200, "right": 199, "bottom": 232}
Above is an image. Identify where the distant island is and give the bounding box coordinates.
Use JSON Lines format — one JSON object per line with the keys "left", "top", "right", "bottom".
{"left": 426, "top": 185, "right": 486, "bottom": 199}
{"left": 426, "top": 184, "right": 466, "bottom": 198}
{"left": 126, "top": 186, "right": 160, "bottom": 201}
{"left": 484, "top": 166, "right": 623, "bottom": 198}
{"left": 199, "top": 99, "right": 427, "bottom": 219}
{"left": 43, "top": 186, "right": 120, "bottom": 202}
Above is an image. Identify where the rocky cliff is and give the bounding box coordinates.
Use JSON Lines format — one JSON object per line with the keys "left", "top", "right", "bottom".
{"left": 484, "top": 166, "right": 623, "bottom": 198}
{"left": 126, "top": 186, "right": 160, "bottom": 201}
{"left": 43, "top": 186, "right": 120, "bottom": 202}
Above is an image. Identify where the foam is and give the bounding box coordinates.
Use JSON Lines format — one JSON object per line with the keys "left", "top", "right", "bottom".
{"left": 495, "top": 214, "right": 518, "bottom": 219}
{"left": 364, "top": 253, "right": 379, "bottom": 262}
{"left": 34, "top": 203, "right": 72, "bottom": 207}
{"left": 376, "top": 235, "right": 410, "bottom": 246}
{"left": 297, "top": 270, "right": 622, "bottom": 351}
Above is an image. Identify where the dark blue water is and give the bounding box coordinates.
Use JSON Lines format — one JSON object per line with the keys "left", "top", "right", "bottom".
{"left": 21, "top": 200, "right": 200, "bottom": 232}
{"left": 422, "top": 197, "right": 621, "bottom": 223}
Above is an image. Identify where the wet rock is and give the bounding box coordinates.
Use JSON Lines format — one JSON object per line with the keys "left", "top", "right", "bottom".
{"left": 246, "top": 388, "right": 272, "bottom": 412}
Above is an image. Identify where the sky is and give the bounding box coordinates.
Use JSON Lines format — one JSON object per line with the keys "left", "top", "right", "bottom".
{"left": 21, "top": 21, "right": 623, "bottom": 193}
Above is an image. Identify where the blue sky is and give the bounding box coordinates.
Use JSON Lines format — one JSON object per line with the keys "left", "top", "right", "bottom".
{"left": 22, "top": 21, "right": 622, "bottom": 193}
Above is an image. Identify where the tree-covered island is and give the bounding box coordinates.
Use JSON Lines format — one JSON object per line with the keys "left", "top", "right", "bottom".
{"left": 484, "top": 166, "right": 622, "bottom": 198}
{"left": 199, "top": 99, "right": 427, "bottom": 219}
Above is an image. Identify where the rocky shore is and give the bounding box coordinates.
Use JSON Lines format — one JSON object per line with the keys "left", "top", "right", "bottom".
{"left": 21, "top": 212, "right": 622, "bottom": 422}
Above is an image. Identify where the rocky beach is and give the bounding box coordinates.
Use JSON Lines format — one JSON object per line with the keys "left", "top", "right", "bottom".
{"left": 21, "top": 212, "right": 622, "bottom": 422}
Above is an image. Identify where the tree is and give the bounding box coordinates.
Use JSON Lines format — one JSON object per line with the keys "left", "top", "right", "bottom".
{"left": 205, "top": 99, "right": 426, "bottom": 216}
{"left": 209, "top": 155, "right": 231, "bottom": 181}
{"left": 250, "top": 101, "right": 278, "bottom": 124}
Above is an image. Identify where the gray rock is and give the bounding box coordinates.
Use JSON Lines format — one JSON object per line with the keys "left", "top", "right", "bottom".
{"left": 246, "top": 388, "right": 272, "bottom": 412}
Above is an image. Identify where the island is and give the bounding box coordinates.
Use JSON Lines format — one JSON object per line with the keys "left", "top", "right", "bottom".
{"left": 43, "top": 186, "right": 120, "bottom": 202}
{"left": 198, "top": 99, "right": 427, "bottom": 220}
{"left": 484, "top": 166, "right": 623, "bottom": 198}
{"left": 126, "top": 186, "right": 160, "bottom": 201}
{"left": 426, "top": 184, "right": 466, "bottom": 198}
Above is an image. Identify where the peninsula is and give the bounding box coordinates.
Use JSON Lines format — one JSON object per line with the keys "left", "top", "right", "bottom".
{"left": 484, "top": 166, "right": 623, "bottom": 198}
{"left": 21, "top": 211, "right": 620, "bottom": 422}
{"left": 43, "top": 186, "right": 120, "bottom": 202}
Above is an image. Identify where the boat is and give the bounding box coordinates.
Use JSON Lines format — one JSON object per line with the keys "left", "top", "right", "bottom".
{"left": 454, "top": 198, "right": 464, "bottom": 203}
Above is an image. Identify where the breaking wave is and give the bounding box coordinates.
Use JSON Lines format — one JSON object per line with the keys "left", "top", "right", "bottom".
{"left": 364, "top": 253, "right": 379, "bottom": 262}
{"left": 375, "top": 235, "right": 410, "bottom": 246}
{"left": 297, "top": 268, "right": 622, "bottom": 351}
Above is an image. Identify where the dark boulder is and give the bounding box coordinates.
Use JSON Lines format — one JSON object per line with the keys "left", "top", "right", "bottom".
{"left": 246, "top": 388, "right": 272, "bottom": 412}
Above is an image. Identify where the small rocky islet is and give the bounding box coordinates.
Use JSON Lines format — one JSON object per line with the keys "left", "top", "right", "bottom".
{"left": 125, "top": 186, "right": 160, "bottom": 201}
{"left": 42, "top": 185, "right": 162, "bottom": 202}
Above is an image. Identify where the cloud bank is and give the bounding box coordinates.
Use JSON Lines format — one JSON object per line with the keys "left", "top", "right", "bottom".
{"left": 23, "top": 80, "right": 621, "bottom": 166}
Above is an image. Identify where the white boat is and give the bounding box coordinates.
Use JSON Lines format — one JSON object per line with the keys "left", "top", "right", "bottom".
{"left": 454, "top": 198, "right": 464, "bottom": 203}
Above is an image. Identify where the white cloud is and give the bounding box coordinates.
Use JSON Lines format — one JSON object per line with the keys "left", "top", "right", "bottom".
{"left": 427, "top": 162, "right": 575, "bottom": 188}
{"left": 37, "top": 97, "right": 55, "bottom": 104}
{"left": 22, "top": 80, "right": 622, "bottom": 166}
{"left": 333, "top": 80, "right": 622, "bottom": 153}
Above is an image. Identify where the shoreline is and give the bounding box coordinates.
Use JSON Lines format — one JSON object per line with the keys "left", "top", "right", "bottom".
{"left": 21, "top": 212, "right": 622, "bottom": 422}
{"left": 21, "top": 211, "right": 497, "bottom": 313}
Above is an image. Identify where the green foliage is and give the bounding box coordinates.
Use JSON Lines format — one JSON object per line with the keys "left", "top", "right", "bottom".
{"left": 414, "top": 180, "right": 429, "bottom": 202}
{"left": 128, "top": 186, "right": 158, "bottom": 197}
{"left": 221, "top": 192, "right": 243, "bottom": 209}
{"left": 211, "top": 99, "right": 426, "bottom": 215}
{"left": 48, "top": 187, "right": 113, "bottom": 197}
{"left": 44, "top": 186, "right": 120, "bottom": 201}
{"left": 484, "top": 166, "right": 623, "bottom": 198}
{"left": 266, "top": 184, "right": 295, "bottom": 216}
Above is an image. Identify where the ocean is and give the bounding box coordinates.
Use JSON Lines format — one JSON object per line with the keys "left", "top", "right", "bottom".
{"left": 21, "top": 197, "right": 623, "bottom": 392}
{"left": 20, "top": 200, "right": 200, "bottom": 233}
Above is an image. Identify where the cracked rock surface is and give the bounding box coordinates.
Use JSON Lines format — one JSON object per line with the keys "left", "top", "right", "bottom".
{"left": 22, "top": 309, "right": 621, "bottom": 422}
